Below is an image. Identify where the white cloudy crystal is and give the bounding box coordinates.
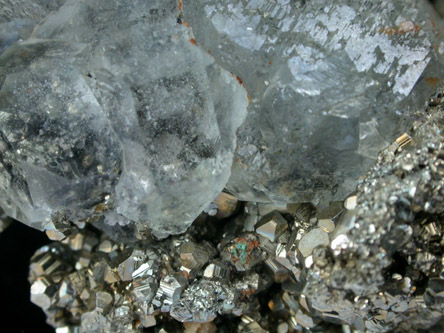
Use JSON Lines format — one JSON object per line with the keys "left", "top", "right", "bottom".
{"left": 0, "top": 0, "right": 247, "bottom": 238}
{"left": 0, "top": 0, "right": 66, "bottom": 54}
{"left": 183, "top": 0, "right": 444, "bottom": 204}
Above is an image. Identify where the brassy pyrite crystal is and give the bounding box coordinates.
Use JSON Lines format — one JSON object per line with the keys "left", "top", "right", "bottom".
{"left": 2, "top": 0, "right": 444, "bottom": 332}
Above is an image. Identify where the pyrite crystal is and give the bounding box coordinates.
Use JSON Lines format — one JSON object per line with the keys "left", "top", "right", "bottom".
{"left": 2, "top": 0, "right": 444, "bottom": 332}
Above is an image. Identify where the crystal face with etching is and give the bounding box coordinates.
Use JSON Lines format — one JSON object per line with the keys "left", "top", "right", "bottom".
{"left": 0, "top": 0, "right": 247, "bottom": 238}
{"left": 183, "top": 0, "right": 444, "bottom": 204}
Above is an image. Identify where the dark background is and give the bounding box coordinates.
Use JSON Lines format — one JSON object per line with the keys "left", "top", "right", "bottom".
{"left": 0, "top": 221, "right": 53, "bottom": 332}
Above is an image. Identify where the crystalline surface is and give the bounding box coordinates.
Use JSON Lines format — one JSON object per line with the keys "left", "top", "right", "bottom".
{"left": 183, "top": 0, "right": 444, "bottom": 204}
{"left": 0, "top": 0, "right": 248, "bottom": 238}
{"left": 26, "top": 93, "right": 444, "bottom": 331}
{"left": 303, "top": 103, "right": 444, "bottom": 332}
{"left": 0, "top": 0, "right": 66, "bottom": 54}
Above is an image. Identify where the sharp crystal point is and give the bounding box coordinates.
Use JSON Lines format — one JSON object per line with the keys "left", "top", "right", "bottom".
{"left": 255, "top": 211, "right": 289, "bottom": 242}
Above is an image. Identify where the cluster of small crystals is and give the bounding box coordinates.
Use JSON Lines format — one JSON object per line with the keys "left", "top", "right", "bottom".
{"left": 0, "top": 0, "right": 444, "bottom": 331}
{"left": 29, "top": 94, "right": 444, "bottom": 332}
{"left": 303, "top": 94, "right": 444, "bottom": 331}
{"left": 29, "top": 191, "right": 352, "bottom": 332}
{"left": 27, "top": 194, "right": 254, "bottom": 332}
{"left": 29, "top": 230, "right": 182, "bottom": 332}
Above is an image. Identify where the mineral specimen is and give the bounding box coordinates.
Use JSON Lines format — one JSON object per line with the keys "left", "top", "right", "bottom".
{"left": 203, "top": 192, "right": 240, "bottom": 219}
{"left": 303, "top": 95, "right": 444, "bottom": 331}
{"left": 183, "top": 0, "right": 444, "bottom": 204}
{"left": 0, "top": 0, "right": 248, "bottom": 238}
{"left": 2, "top": 0, "right": 443, "bottom": 241}
{"left": 27, "top": 91, "right": 444, "bottom": 331}
{"left": 3, "top": 0, "right": 444, "bottom": 332}
{"left": 28, "top": 224, "right": 264, "bottom": 331}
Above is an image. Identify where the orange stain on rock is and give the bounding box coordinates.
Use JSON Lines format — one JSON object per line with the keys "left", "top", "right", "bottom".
{"left": 237, "top": 158, "right": 248, "bottom": 168}
{"left": 230, "top": 73, "right": 250, "bottom": 104}
{"left": 189, "top": 38, "right": 197, "bottom": 45}
{"left": 381, "top": 21, "right": 420, "bottom": 36}
{"left": 178, "top": 0, "right": 182, "bottom": 11}
{"left": 425, "top": 77, "right": 441, "bottom": 86}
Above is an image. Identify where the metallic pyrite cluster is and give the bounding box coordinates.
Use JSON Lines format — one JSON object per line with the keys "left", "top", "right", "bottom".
{"left": 2, "top": 0, "right": 444, "bottom": 240}
{"left": 28, "top": 93, "right": 444, "bottom": 332}
{"left": 303, "top": 94, "right": 444, "bottom": 332}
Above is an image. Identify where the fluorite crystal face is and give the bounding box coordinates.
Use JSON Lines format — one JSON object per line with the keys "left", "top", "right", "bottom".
{"left": 0, "top": 0, "right": 67, "bottom": 54}
{"left": 26, "top": 103, "right": 444, "bottom": 331}
{"left": 1, "top": 0, "right": 444, "bottom": 239}
{"left": 0, "top": 0, "right": 248, "bottom": 238}
{"left": 183, "top": 0, "right": 444, "bottom": 204}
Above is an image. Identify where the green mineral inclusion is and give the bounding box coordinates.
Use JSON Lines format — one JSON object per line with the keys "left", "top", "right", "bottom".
{"left": 232, "top": 242, "right": 248, "bottom": 264}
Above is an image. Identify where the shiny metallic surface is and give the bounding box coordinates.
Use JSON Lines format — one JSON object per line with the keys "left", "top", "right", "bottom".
{"left": 0, "top": 0, "right": 442, "bottom": 330}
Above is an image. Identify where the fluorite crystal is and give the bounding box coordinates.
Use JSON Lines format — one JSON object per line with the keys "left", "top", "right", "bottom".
{"left": 0, "top": 0, "right": 247, "bottom": 238}
{"left": 28, "top": 100, "right": 444, "bottom": 330}
{"left": 1, "top": 0, "right": 444, "bottom": 239}
{"left": 0, "top": 0, "right": 66, "bottom": 54}
{"left": 183, "top": 0, "right": 444, "bottom": 204}
{"left": 3, "top": 2, "right": 444, "bottom": 330}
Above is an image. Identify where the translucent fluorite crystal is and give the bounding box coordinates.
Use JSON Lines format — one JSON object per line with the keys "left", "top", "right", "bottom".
{"left": 2, "top": 0, "right": 444, "bottom": 239}
{"left": 0, "top": 0, "right": 66, "bottom": 54}
{"left": 183, "top": 0, "right": 444, "bottom": 204}
{"left": 0, "top": 0, "right": 248, "bottom": 238}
